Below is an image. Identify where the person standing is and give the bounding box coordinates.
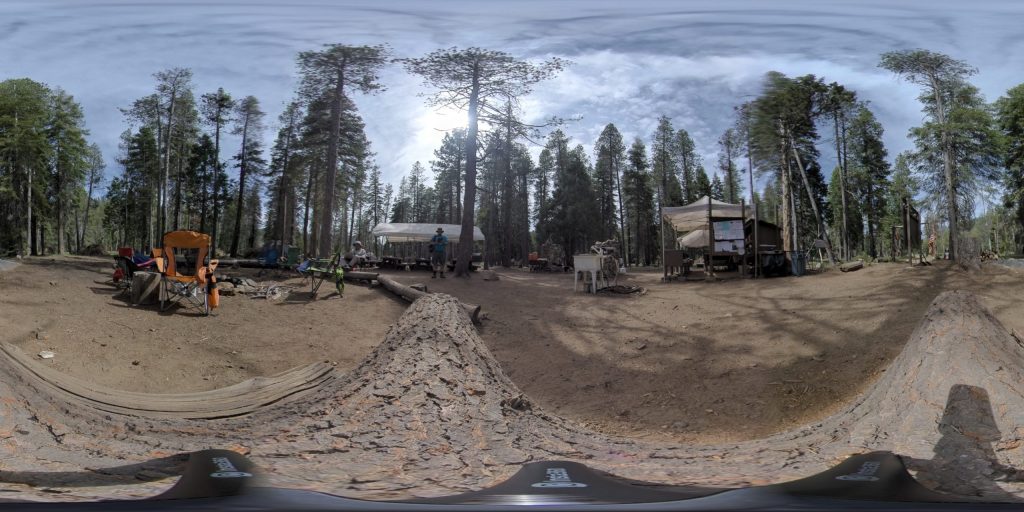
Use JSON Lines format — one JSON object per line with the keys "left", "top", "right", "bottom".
{"left": 430, "top": 227, "right": 448, "bottom": 278}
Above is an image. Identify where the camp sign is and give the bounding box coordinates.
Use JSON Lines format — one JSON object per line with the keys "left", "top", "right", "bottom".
{"left": 713, "top": 220, "right": 744, "bottom": 242}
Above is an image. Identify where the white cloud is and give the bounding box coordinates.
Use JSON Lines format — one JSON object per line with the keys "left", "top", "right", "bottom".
{"left": 2, "top": 0, "right": 1023, "bottom": 201}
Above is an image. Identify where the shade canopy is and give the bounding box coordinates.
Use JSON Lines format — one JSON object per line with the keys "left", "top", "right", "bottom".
{"left": 371, "top": 223, "right": 485, "bottom": 243}
{"left": 678, "top": 229, "right": 710, "bottom": 249}
{"left": 662, "top": 196, "right": 749, "bottom": 232}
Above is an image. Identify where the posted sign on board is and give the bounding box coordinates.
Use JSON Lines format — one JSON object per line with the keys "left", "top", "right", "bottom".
{"left": 713, "top": 220, "right": 744, "bottom": 241}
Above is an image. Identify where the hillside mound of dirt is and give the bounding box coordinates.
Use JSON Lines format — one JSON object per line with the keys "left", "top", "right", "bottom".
{"left": 0, "top": 291, "right": 1021, "bottom": 502}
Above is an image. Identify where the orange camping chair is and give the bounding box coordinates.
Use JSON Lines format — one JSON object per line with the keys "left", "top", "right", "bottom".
{"left": 158, "top": 230, "right": 220, "bottom": 316}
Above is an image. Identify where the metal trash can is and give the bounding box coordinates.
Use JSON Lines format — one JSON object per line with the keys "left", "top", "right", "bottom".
{"left": 790, "top": 252, "right": 806, "bottom": 277}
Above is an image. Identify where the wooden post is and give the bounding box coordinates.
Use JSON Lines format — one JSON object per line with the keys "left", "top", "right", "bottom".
{"left": 706, "top": 196, "right": 714, "bottom": 280}
{"left": 753, "top": 201, "right": 760, "bottom": 279}
{"left": 905, "top": 197, "right": 912, "bottom": 266}
{"left": 741, "top": 198, "right": 748, "bottom": 278}
{"left": 660, "top": 205, "right": 666, "bottom": 280}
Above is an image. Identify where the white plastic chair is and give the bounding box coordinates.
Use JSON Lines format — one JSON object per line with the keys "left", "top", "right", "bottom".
{"left": 573, "top": 254, "right": 606, "bottom": 293}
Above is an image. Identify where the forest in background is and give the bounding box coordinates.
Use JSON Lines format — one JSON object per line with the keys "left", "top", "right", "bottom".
{"left": 2, "top": 46, "right": 1023, "bottom": 274}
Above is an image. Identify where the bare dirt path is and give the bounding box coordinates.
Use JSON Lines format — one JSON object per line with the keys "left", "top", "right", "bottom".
{"left": 0, "top": 256, "right": 406, "bottom": 393}
{"left": 3, "top": 256, "right": 1024, "bottom": 446}
{"left": 384, "top": 261, "right": 1024, "bottom": 443}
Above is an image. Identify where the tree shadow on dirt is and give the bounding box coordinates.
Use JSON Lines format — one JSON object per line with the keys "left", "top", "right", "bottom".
{"left": 449, "top": 263, "right": 972, "bottom": 441}
{"left": 25, "top": 257, "right": 111, "bottom": 275}
{"left": 904, "top": 384, "right": 1024, "bottom": 502}
{"left": 0, "top": 453, "right": 188, "bottom": 489}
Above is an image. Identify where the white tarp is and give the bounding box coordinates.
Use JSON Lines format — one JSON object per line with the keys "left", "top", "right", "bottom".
{"left": 661, "top": 196, "right": 749, "bottom": 232}
{"left": 678, "top": 229, "right": 709, "bottom": 249}
{"left": 678, "top": 230, "right": 746, "bottom": 254}
{"left": 371, "top": 223, "right": 485, "bottom": 243}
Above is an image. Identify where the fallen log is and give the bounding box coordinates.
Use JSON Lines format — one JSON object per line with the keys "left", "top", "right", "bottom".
{"left": 344, "top": 271, "right": 379, "bottom": 281}
{"left": 377, "top": 274, "right": 481, "bottom": 324}
{"left": 839, "top": 259, "right": 864, "bottom": 272}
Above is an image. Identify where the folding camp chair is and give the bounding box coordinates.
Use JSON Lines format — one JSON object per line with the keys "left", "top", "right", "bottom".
{"left": 113, "top": 247, "right": 158, "bottom": 292}
{"left": 158, "top": 230, "right": 220, "bottom": 316}
{"left": 256, "top": 246, "right": 281, "bottom": 277}
{"left": 298, "top": 254, "right": 344, "bottom": 297}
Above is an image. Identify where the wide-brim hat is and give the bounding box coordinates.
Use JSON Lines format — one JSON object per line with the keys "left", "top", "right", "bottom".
{"left": 436, "top": 227, "right": 444, "bottom": 233}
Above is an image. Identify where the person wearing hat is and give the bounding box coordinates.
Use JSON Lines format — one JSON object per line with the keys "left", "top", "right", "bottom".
{"left": 349, "top": 241, "right": 368, "bottom": 269}
{"left": 430, "top": 227, "right": 448, "bottom": 278}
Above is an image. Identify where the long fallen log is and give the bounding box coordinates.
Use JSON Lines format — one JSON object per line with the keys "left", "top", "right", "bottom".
{"left": 344, "top": 270, "right": 379, "bottom": 281}
{"left": 839, "top": 259, "right": 865, "bottom": 272}
{"left": 377, "top": 274, "right": 482, "bottom": 324}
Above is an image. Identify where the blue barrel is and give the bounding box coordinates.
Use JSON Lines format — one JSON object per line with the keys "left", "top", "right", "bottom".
{"left": 790, "top": 252, "right": 806, "bottom": 276}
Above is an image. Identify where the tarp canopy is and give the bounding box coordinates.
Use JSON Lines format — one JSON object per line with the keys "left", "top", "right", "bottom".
{"left": 662, "top": 196, "right": 749, "bottom": 233}
{"left": 371, "top": 223, "right": 485, "bottom": 243}
{"left": 678, "top": 229, "right": 710, "bottom": 249}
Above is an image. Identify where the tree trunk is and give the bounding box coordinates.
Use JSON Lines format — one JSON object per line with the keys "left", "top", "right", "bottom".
{"left": 867, "top": 185, "right": 876, "bottom": 258}
{"left": 455, "top": 153, "right": 463, "bottom": 224}
{"left": 199, "top": 167, "right": 208, "bottom": 235}
{"left": 230, "top": 111, "right": 251, "bottom": 257}
{"left": 162, "top": 91, "right": 177, "bottom": 240}
{"left": 302, "top": 165, "right": 314, "bottom": 253}
{"left": 310, "top": 167, "right": 321, "bottom": 256}
{"left": 930, "top": 75, "right": 958, "bottom": 261}
{"left": 348, "top": 191, "right": 359, "bottom": 249}
{"left": 276, "top": 129, "right": 292, "bottom": 245}
{"left": 779, "top": 142, "right": 792, "bottom": 254}
{"left": 25, "top": 164, "right": 33, "bottom": 256}
{"left": 317, "top": 61, "right": 347, "bottom": 258}
{"left": 501, "top": 105, "right": 514, "bottom": 267}
{"left": 248, "top": 191, "right": 258, "bottom": 252}
{"left": 746, "top": 136, "right": 759, "bottom": 277}
{"left": 835, "top": 113, "right": 849, "bottom": 261}
{"left": 81, "top": 170, "right": 95, "bottom": 253}
{"left": 56, "top": 144, "right": 65, "bottom": 255}
{"left": 376, "top": 275, "right": 481, "bottom": 324}
{"left": 173, "top": 137, "right": 184, "bottom": 231}
{"left": 519, "top": 169, "right": 530, "bottom": 266}
{"left": 211, "top": 119, "right": 222, "bottom": 253}
{"left": 455, "top": 65, "right": 480, "bottom": 277}
{"left": 789, "top": 134, "right": 837, "bottom": 266}
{"left": 614, "top": 158, "right": 628, "bottom": 267}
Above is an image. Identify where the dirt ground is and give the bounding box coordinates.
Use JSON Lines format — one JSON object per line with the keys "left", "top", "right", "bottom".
{"left": 2, "top": 255, "right": 1023, "bottom": 445}
{"left": 381, "top": 261, "right": 1024, "bottom": 443}
{"left": 0, "top": 256, "right": 406, "bottom": 393}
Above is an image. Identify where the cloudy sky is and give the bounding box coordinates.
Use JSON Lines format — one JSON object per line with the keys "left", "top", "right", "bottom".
{"left": 3, "top": 0, "right": 1023, "bottom": 200}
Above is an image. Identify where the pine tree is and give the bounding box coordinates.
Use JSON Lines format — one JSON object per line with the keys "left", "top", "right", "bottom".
{"left": 298, "top": 44, "right": 390, "bottom": 258}
{"left": 880, "top": 49, "right": 989, "bottom": 261}
{"left": 229, "top": 96, "right": 266, "bottom": 256}
{"left": 694, "top": 165, "right": 711, "bottom": 197}
{"left": 847, "top": 105, "right": 890, "bottom": 257}
{"left": 995, "top": 83, "right": 1024, "bottom": 251}
{"left": 265, "top": 101, "right": 301, "bottom": 246}
{"left": 199, "top": 87, "right": 234, "bottom": 252}
{"left": 622, "top": 138, "right": 657, "bottom": 265}
{"left": 47, "top": 88, "right": 90, "bottom": 254}
{"left": 651, "top": 116, "right": 682, "bottom": 206}
{"left": 431, "top": 129, "right": 465, "bottom": 224}
{"left": 717, "top": 128, "right": 742, "bottom": 203}
{"left": 548, "top": 144, "right": 600, "bottom": 257}
{"left": 400, "top": 46, "right": 564, "bottom": 276}
{"left": 710, "top": 174, "right": 725, "bottom": 200}
{"left": 594, "top": 123, "right": 625, "bottom": 240}
{"left": 675, "top": 129, "right": 699, "bottom": 203}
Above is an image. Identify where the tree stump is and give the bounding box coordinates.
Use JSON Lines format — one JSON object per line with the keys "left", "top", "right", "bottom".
{"left": 130, "top": 271, "right": 161, "bottom": 305}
